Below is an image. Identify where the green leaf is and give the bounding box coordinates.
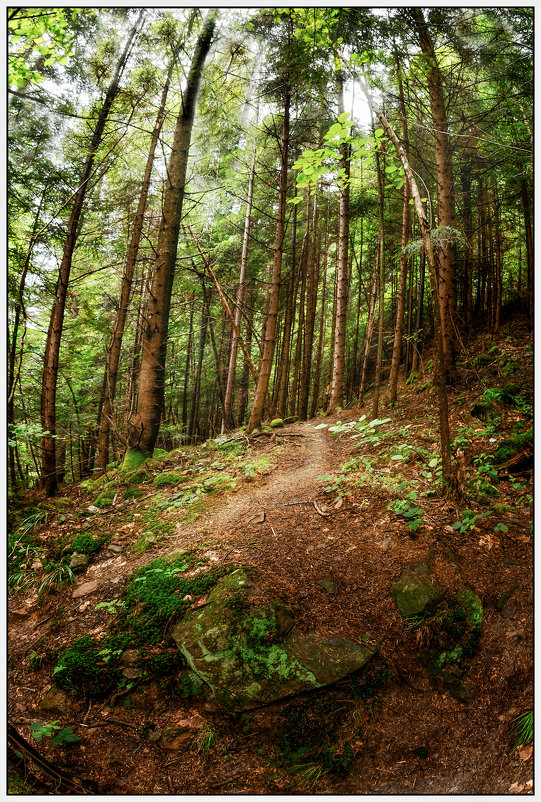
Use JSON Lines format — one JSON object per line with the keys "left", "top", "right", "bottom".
{"left": 374, "top": 128, "right": 385, "bottom": 138}
{"left": 337, "top": 112, "right": 350, "bottom": 124}
{"left": 325, "top": 122, "right": 342, "bottom": 139}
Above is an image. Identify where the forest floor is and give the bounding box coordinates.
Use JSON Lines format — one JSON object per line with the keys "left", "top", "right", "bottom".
{"left": 8, "top": 322, "right": 533, "bottom": 795}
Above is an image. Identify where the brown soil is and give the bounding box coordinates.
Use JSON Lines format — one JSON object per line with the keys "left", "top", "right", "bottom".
{"left": 8, "top": 327, "right": 533, "bottom": 795}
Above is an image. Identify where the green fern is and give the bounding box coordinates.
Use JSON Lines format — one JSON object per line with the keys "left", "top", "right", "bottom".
{"left": 511, "top": 710, "right": 533, "bottom": 751}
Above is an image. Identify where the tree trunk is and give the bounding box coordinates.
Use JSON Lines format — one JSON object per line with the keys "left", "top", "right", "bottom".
{"left": 40, "top": 13, "right": 142, "bottom": 494}
{"left": 386, "top": 58, "right": 411, "bottom": 405}
{"left": 521, "top": 178, "right": 533, "bottom": 328}
{"left": 358, "top": 242, "right": 379, "bottom": 403}
{"left": 96, "top": 45, "right": 179, "bottom": 470}
{"left": 372, "top": 134, "right": 386, "bottom": 419}
{"left": 298, "top": 191, "right": 318, "bottom": 420}
{"left": 411, "top": 8, "right": 457, "bottom": 382}
{"left": 327, "top": 72, "right": 350, "bottom": 412}
{"left": 126, "top": 11, "right": 216, "bottom": 460}
{"left": 222, "top": 125, "right": 257, "bottom": 431}
{"left": 359, "top": 75, "right": 454, "bottom": 489}
{"left": 245, "top": 87, "right": 290, "bottom": 433}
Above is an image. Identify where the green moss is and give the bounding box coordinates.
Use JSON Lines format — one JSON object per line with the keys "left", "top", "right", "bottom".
{"left": 125, "top": 468, "right": 150, "bottom": 485}
{"left": 152, "top": 448, "right": 170, "bottom": 459}
{"left": 270, "top": 418, "right": 284, "bottom": 428}
{"left": 52, "top": 635, "right": 122, "bottom": 700}
{"left": 153, "top": 470, "right": 188, "bottom": 488}
{"left": 70, "top": 533, "right": 107, "bottom": 555}
{"left": 494, "top": 429, "right": 533, "bottom": 464}
{"left": 121, "top": 449, "right": 152, "bottom": 474}
{"left": 124, "top": 486, "right": 143, "bottom": 500}
{"left": 93, "top": 490, "right": 116, "bottom": 509}
{"left": 115, "top": 554, "right": 226, "bottom": 646}
{"left": 8, "top": 766, "right": 39, "bottom": 795}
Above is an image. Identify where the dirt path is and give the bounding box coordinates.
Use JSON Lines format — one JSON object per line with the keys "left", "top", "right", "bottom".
{"left": 168, "top": 422, "right": 342, "bottom": 551}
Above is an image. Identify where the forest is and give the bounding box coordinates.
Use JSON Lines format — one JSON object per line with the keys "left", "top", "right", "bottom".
{"left": 8, "top": 7, "right": 533, "bottom": 796}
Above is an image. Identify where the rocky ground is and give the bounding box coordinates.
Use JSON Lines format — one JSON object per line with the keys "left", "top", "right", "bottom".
{"left": 8, "top": 323, "right": 533, "bottom": 794}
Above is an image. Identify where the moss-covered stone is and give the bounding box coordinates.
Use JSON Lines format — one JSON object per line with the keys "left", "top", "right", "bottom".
{"left": 40, "top": 686, "right": 68, "bottom": 715}
{"left": 152, "top": 448, "right": 170, "bottom": 460}
{"left": 283, "top": 416, "right": 299, "bottom": 425}
{"left": 466, "top": 476, "right": 499, "bottom": 504}
{"left": 270, "top": 418, "right": 284, "bottom": 428}
{"left": 172, "top": 569, "right": 377, "bottom": 712}
{"left": 493, "top": 429, "right": 533, "bottom": 465}
{"left": 391, "top": 563, "right": 445, "bottom": 619}
{"left": 125, "top": 468, "right": 151, "bottom": 485}
{"left": 121, "top": 448, "right": 152, "bottom": 474}
{"left": 153, "top": 470, "right": 187, "bottom": 488}
{"left": 92, "top": 490, "right": 116, "bottom": 509}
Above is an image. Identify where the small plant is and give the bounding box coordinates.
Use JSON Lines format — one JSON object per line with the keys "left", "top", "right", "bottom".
{"left": 37, "top": 562, "right": 74, "bottom": 602}
{"left": 451, "top": 509, "right": 490, "bottom": 534}
{"left": 493, "top": 522, "right": 508, "bottom": 534}
{"left": 30, "top": 721, "right": 81, "bottom": 746}
{"left": 15, "top": 509, "right": 50, "bottom": 536}
{"left": 53, "top": 635, "right": 122, "bottom": 700}
{"left": 388, "top": 493, "right": 424, "bottom": 532}
{"left": 197, "top": 724, "right": 216, "bottom": 758}
{"left": 511, "top": 710, "right": 533, "bottom": 752}
{"left": 95, "top": 599, "right": 124, "bottom": 615}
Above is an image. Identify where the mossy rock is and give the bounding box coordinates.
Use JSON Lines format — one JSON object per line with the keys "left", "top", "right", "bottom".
{"left": 92, "top": 490, "right": 117, "bottom": 509}
{"left": 283, "top": 416, "right": 299, "bottom": 425}
{"left": 143, "top": 458, "right": 161, "bottom": 470}
{"left": 121, "top": 449, "right": 152, "bottom": 474}
{"left": 470, "top": 399, "right": 499, "bottom": 424}
{"left": 85, "top": 471, "right": 116, "bottom": 493}
{"left": 391, "top": 562, "right": 445, "bottom": 619}
{"left": 152, "top": 448, "right": 170, "bottom": 460}
{"left": 466, "top": 476, "right": 499, "bottom": 504}
{"left": 153, "top": 470, "right": 187, "bottom": 488}
{"left": 163, "top": 448, "right": 185, "bottom": 464}
{"left": 172, "top": 570, "right": 377, "bottom": 712}
{"left": 125, "top": 468, "right": 151, "bottom": 485}
{"left": 493, "top": 429, "right": 533, "bottom": 465}
{"left": 425, "top": 588, "right": 483, "bottom": 678}
{"left": 270, "top": 418, "right": 284, "bottom": 429}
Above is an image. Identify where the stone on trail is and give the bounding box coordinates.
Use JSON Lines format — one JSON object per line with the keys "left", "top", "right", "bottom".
{"left": 69, "top": 553, "right": 89, "bottom": 571}
{"left": 172, "top": 569, "right": 377, "bottom": 712}
{"left": 40, "top": 686, "right": 68, "bottom": 715}
{"left": 391, "top": 562, "right": 445, "bottom": 619}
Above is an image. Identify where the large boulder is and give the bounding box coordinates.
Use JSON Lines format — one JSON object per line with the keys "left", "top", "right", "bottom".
{"left": 172, "top": 570, "right": 377, "bottom": 712}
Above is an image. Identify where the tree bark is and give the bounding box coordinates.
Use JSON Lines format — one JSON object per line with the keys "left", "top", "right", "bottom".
{"left": 358, "top": 75, "right": 454, "bottom": 489}
{"left": 126, "top": 11, "right": 217, "bottom": 459}
{"left": 327, "top": 72, "right": 350, "bottom": 412}
{"left": 245, "top": 88, "right": 290, "bottom": 433}
{"left": 96, "top": 44, "right": 179, "bottom": 470}
{"left": 410, "top": 7, "right": 457, "bottom": 382}
{"left": 40, "top": 13, "right": 142, "bottom": 495}
{"left": 298, "top": 191, "right": 318, "bottom": 420}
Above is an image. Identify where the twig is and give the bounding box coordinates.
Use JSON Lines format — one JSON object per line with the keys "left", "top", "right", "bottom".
{"left": 313, "top": 501, "right": 330, "bottom": 517}
{"left": 87, "top": 716, "right": 140, "bottom": 732}
{"left": 32, "top": 613, "right": 55, "bottom": 630}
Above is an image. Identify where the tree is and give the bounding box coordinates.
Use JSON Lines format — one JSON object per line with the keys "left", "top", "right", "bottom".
{"left": 39, "top": 11, "right": 143, "bottom": 495}
{"left": 126, "top": 10, "right": 217, "bottom": 462}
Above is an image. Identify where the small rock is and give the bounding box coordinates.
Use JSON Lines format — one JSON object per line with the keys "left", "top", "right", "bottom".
{"left": 107, "top": 544, "right": 123, "bottom": 554}
{"left": 40, "top": 687, "right": 68, "bottom": 716}
{"left": 148, "top": 730, "right": 162, "bottom": 742}
{"left": 160, "top": 719, "right": 202, "bottom": 750}
{"left": 182, "top": 595, "right": 193, "bottom": 603}
{"left": 449, "top": 681, "right": 473, "bottom": 701}
{"left": 72, "top": 580, "right": 99, "bottom": 599}
{"left": 390, "top": 563, "right": 445, "bottom": 619}
{"left": 31, "top": 560, "right": 43, "bottom": 571}
{"left": 334, "top": 498, "right": 343, "bottom": 510}
{"left": 87, "top": 506, "right": 100, "bottom": 513}
{"left": 317, "top": 578, "right": 339, "bottom": 595}
{"left": 120, "top": 649, "right": 141, "bottom": 665}
{"left": 496, "top": 584, "right": 518, "bottom": 611}
{"left": 10, "top": 608, "right": 31, "bottom": 620}
{"left": 122, "top": 667, "right": 142, "bottom": 680}
{"left": 70, "top": 553, "right": 89, "bottom": 571}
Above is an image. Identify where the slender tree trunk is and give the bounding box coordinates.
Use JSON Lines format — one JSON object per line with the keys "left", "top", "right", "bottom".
{"left": 182, "top": 292, "right": 195, "bottom": 436}
{"left": 189, "top": 291, "right": 210, "bottom": 443}
{"left": 298, "top": 191, "right": 318, "bottom": 420}
{"left": 386, "top": 59, "right": 411, "bottom": 405}
{"left": 40, "top": 14, "right": 142, "bottom": 494}
{"left": 461, "top": 163, "right": 474, "bottom": 327}
{"left": 97, "top": 48, "right": 179, "bottom": 470}
{"left": 372, "top": 133, "right": 386, "bottom": 418}
{"left": 359, "top": 242, "right": 379, "bottom": 403}
{"left": 127, "top": 11, "right": 217, "bottom": 459}
{"left": 245, "top": 87, "right": 290, "bottom": 433}
{"left": 310, "top": 203, "right": 330, "bottom": 418}
{"left": 410, "top": 248, "right": 425, "bottom": 375}
{"left": 411, "top": 7, "right": 457, "bottom": 382}
{"left": 275, "top": 202, "right": 298, "bottom": 417}
{"left": 493, "top": 186, "right": 502, "bottom": 332}
{"left": 521, "top": 178, "right": 533, "bottom": 328}
{"left": 222, "top": 124, "right": 257, "bottom": 431}
{"left": 327, "top": 73, "right": 350, "bottom": 412}
{"left": 359, "top": 75, "right": 454, "bottom": 489}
